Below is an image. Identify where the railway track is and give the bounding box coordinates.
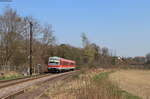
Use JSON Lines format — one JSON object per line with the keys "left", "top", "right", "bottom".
{"left": 15, "top": 73, "right": 75, "bottom": 99}
{"left": 0, "top": 74, "right": 48, "bottom": 83}
{"left": 0, "top": 74, "right": 51, "bottom": 89}
{"left": 0, "top": 71, "right": 77, "bottom": 99}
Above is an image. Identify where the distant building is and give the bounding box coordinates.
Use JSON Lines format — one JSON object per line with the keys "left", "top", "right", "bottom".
{"left": 117, "top": 56, "right": 122, "bottom": 60}
{"left": 134, "top": 56, "right": 146, "bottom": 64}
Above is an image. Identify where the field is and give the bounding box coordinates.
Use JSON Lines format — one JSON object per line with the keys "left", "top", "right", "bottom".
{"left": 1, "top": 69, "right": 149, "bottom": 99}
{"left": 38, "top": 69, "right": 143, "bottom": 99}
{"left": 109, "top": 69, "right": 150, "bottom": 99}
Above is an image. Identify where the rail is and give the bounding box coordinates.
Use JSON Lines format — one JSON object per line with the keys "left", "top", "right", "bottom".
{"left": 0, "top": 71, "right": 78, "bottom": 99}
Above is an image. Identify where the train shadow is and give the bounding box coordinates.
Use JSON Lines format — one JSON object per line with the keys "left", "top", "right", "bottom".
{"left": 47, "top": 69, "right": 73, "bottom": 74}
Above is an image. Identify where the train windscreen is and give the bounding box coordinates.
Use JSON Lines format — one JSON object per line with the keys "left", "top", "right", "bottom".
{"left": 49, "top": 61, "right": 59, "bottom": 65}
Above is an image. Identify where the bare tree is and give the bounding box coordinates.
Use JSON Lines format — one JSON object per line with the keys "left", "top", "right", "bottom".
{"left": 41, "top": 24, "right": 55, "bottom": 46}
{"left": 102, "top": 47, "right": 109, "bottom": 56}
{"left": 146, "top": 53, "right": 150, "bottom": 64}
{"left": 0, "top": 7, "right": 24, "bottom": 67}
{"left": 81, "top": 32, "right": 90, "bottom": 48}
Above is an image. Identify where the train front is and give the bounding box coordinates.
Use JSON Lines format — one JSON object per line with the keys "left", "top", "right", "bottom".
{"left": 48, "top": 57, "right": 61, "bottom": 72}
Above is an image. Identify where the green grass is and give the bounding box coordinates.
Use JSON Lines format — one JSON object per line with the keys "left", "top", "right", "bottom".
{"left": 118, "top": 90, "right": 141, "bottom": 99}
{"left": 93, "top": 71, "right": 112, "bottom": 80}
{"left": 0, "top": 74, "right": 23, "bottom": 80}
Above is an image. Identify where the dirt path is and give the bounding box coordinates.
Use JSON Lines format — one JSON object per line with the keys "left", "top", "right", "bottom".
{"left": 109, "top": 69, "right": 150, "bottom": 99}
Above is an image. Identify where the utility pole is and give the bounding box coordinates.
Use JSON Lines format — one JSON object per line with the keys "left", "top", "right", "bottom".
{"left": 29, "top": 22, "right": 33, "bottom": 76}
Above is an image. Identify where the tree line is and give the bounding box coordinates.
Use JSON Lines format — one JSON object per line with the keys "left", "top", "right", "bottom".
{"left": 1, "top": 7, "right": 149, "bottom": 73}
{"left": 0, "top": 7, "right": 118, "bottom": 73}
{"left": 0, "top": 7, "right": 56, "bottom": 72}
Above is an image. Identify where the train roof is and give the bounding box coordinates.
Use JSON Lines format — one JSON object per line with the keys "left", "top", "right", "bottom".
{"left": 49, "top": 56, "right": 75, "bottom": 63}
{"left": 49, "top": 56, "right": 60, "bottom": 60}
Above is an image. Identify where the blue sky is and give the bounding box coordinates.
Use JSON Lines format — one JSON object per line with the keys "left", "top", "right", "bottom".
{"left": 0, "top": 0, "right": 150, "bottom": 57}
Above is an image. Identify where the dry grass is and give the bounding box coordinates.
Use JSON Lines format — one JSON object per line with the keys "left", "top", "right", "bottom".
{"left": 0, "top": 71, "right": 22, "bottom": 80}
{"left": 109, "top": 69, "right": 150, "bottom": 99}
{"left": 39, "top": 69, "right": 139, "bottom": 99}
{"left": 25, "top": 85, "right": 39, "bottom": 92}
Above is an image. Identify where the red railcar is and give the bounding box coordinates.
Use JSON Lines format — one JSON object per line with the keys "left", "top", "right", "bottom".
{"left": 48, "top": 57, "right": 76, "bottom": 72}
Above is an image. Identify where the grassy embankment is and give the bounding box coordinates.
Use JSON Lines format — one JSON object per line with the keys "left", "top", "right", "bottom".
{"left": 0, "top": 71, "right": 23, "bottom": 80}
{"left": 39, "top": 69, "right": 141, "bottom": 99}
